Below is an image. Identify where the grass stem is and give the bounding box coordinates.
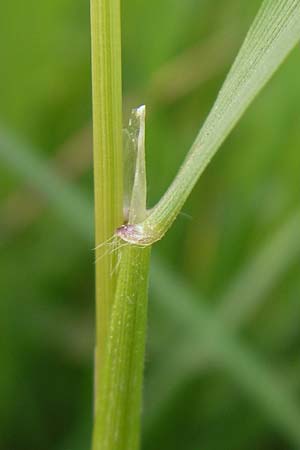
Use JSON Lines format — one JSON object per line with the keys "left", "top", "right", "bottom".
{"left": 90, "top": 0, "right": 123, "bottom": 427}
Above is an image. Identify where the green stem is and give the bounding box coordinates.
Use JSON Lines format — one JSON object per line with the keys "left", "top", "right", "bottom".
{"left": 90, "top": 0, "right": 123, "bottom": 419}
{"left": 92, "top": 244, "right": 151, "bottom": 450}
{"left": 90, "top": 3, "right": 151, "bottom": 448}
{"left": 92, "top": 104, "right": 150, "bottom": 450}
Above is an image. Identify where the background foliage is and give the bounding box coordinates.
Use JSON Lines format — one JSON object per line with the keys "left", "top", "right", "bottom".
{"left": 1, "top": 0, "right": 300, "bottom": 449}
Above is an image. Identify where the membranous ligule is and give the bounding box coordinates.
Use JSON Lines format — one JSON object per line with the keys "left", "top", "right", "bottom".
{"left": 122, "top": 105, "right": 147, "bottom": 225}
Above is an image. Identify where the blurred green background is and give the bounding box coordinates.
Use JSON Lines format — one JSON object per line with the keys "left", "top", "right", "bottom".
{"left": 1, "top": 0, "right": 300, "bottom": 449}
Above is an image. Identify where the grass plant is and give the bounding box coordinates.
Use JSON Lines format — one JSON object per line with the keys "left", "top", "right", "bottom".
{"left": 89, "top": 0, "right": 300, "bottom": 449}
{"left": 1, "top": 1, "right": 300, "bottom": 450}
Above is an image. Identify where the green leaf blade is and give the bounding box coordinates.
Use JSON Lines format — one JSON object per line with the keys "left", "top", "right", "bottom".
{"left": 121, "top": 0, "right": 300, "bottom": 245}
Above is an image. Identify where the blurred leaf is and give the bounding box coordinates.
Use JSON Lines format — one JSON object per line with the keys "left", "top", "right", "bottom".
{"left": 0, "top": 127, "right": 92, "bottom": 241}
{"left": 217, "top": 210, "right": 300, "bottom": 328}
{"left": 146, "top": 255, "right": 300, "bottom": 447}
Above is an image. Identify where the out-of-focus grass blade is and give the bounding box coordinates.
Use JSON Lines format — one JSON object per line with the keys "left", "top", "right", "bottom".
{"left": 0, "top": 128, "right": 93, "bottom": 241}
{"left": 145, "top": 211, "right": 300, "bottom": 437}
{"left": 217, "top": 211, "right": 300, "bottom": 328}
{"left": 146, "top": 256, "right": 300, "bottom": 447}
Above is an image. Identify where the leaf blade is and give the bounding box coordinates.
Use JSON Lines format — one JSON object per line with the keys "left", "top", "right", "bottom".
{"left": 126, "top": 0, "right": 300, "bottom": 245}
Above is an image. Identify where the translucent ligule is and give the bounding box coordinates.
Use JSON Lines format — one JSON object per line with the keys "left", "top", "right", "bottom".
{"left": 122, "top": 126, "right": 136, "bottom": 221}
{"left": 123, "top": 105, "right": 147, "bottom": 224}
